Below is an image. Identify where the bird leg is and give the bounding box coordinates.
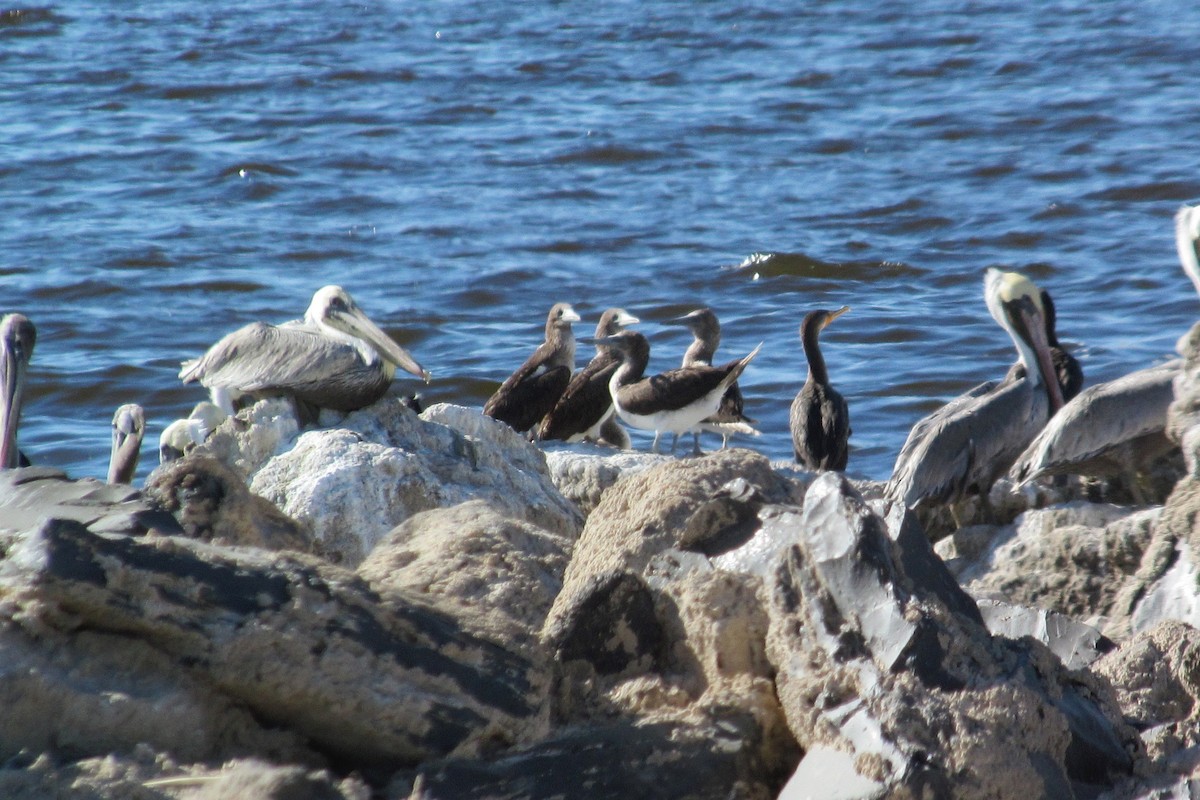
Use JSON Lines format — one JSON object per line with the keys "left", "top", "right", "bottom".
{"left": 691, "top": 431, "right": 703, "bottom": 456}
{"left": 651, "top": 432, "right": 662, "bottom": 454}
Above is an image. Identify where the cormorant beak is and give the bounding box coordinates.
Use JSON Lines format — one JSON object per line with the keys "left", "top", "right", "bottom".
{"left": 824, "top": 305, "right": 851, "bottom": 329}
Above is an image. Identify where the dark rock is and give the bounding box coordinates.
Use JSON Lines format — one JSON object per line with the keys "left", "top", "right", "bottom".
{"left": 544, "top": 570, "right": 665, "bottom": 676}
{"left": 0, "top": 467, "right": 181, "bottom": 536}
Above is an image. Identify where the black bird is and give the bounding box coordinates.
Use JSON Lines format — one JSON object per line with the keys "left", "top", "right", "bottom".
{"left": 603, "top": 330, "right": 761, "bottom": 454}
{"left": 484, "top": 302, "right": 581, "bottom": 433}
{"left": 790, "top": 306, "right": 851, "bottom": 471}
{"left": 535, "top": 308, "right": 639, "bottom": 446}
{"left": 0, "top": 313, "right": 36, "bottom": 470}
{"left": 1005, "top": 289, "right": 1083, "bottom": 403}
{"left": 663, "top": 308, "right": 758, "bottom": 453}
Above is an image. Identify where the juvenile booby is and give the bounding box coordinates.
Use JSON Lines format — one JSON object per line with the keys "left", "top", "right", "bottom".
{"left": 180, "top": 285, "right": 430, "bottom": 424}
{"left": 663, "top": 308, "right": 758, "bottom": 453}
{"left": 1008, "top": 361, "right": 1179, "bottom": 502}
{"left": 603, "top": 329, "right": 762, "bottom": 454}
{"left": 0, "top": 313, "right": 36, "bottom": 470}
{"left": 887, "top": 269, "right": 1065, "bottom": 511}
{"left": 1005, "top": 289, "right": 1084, "bottom": 403}
{"left": 107, "top": 403, "right": 145, "bottom": 484}
{"left": 790, "top": 306, "right": 851, "bottom": 471}
{"left": 484, "top": 302, "right": 581, "bottom": 433}
{"left": 534, "top": 308, "right": 639, "bottom": 446}
{"left": 159, "top": 401, "right": 227, "bottom": 464}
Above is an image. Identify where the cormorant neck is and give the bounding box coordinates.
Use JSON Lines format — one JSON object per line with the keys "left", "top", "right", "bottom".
{"left": 802, "top": 320, "right": 829, "bottom": 386}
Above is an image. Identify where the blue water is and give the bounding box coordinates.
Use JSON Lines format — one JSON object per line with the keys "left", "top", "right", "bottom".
{"left": 3, "top": 1, "right": 1199, "bottom": 484}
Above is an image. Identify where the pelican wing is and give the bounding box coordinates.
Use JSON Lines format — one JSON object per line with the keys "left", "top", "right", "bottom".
{"left": 1010, "top": 362, "right": 1179, "bottom": 484}
{"left": 888, "top": 378, "right": 1045, "bottom": 507}
{"left": 181, "top": 322, "right": 376, "bottom": 396}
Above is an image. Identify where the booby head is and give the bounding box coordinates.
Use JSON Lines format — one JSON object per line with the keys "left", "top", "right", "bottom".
{"left": 1175, "top": 204, "right": 1200, "bottom": 299}
{"left": 595, "top": 329, "right": 651, "bottom": 377}
{"left": 984, "top": 268, "right": 1064, "bottom": 412}
{"left": 108, "top": 403, "right": 146, "bottom": 484}
{"left": 545, "top": 302, "right": 582, "bottom": 336}
{"left": 0, "top": 313, "right": 36, "bottom": 470}
{"left": 595, "top": 308, "right": 640, "bottom": 338}
{"left": 305, "top": 285, "right": 431, "bottom": 383}
{"left": 664, "top": 307, "right": 721, "bottom": 341}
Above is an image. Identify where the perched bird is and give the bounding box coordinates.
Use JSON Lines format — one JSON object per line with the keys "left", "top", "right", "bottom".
{"left": 791, "top": 306, "right": 851, "bottom": 471}
{"left": 535, "top": 307, "right": 639, "bottom": 447}
{"left": 603, "top": 329, "right": 762, "bottom": 454}
{"left": 180, "top": 285, "right": 430, "bottom": 425}
{"left": 1176, "top": 204, "right": 1200, "bottom": 298}
{"left": 107, "top": 403, "right": 145, "bottom": 484}
{"left": 663, "top": 308, "right": 758, "bottom": 453}
{"left": 1009, "top": 361, "right": 1179, "bottom": 502}
{"left": 484, "top": 302, "right": 581, "bottom": 433}
{"left": 159, "top": 401, "right": 227, "bottom": 464}
{"left": 1005, "top": 288, "right": 1084, "bottom": 403}
{"left": 887, "top": 269, "right": 1065, "bottom": 512}
{"left": 0, "top": 313, "right": 36, "bottom": 470}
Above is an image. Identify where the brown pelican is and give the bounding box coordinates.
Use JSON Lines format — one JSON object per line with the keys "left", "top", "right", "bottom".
{"left": 1176, "top": 204, "right": 1200, "bottom": 298}
{"left": 159, "top": 401, "right": 227, "bottom": 464}
{"left": 887, "top": 269, "right": 1065, "bottom": 511}
{"left": 107, "top": 404, "right": 145, "bottom": 484}
{"left": 603, "top": 329, "right": 762, "bottom": 454}
{"left": 484, "top": 302, "right": 580, "bottom": 433}
{"left": 1004, "top": 288, "right": 1084, "bottom": 403}
{"left": 0, "top": 313, "right": 36, "bottom": 470}
{"left": 534, "top": 308, "right": 639, "bottom": 446}
{"left": 180, "top": 286, "right": 430, "bottom": 424}
{"left": 1008, "top": 361, "right": 1179, "bottom": 502}
{"left": 663, "top": 308, "right": 758, "bottom": 453}
{"left": 790, "top": 306, "right": 851, "bottom": 471}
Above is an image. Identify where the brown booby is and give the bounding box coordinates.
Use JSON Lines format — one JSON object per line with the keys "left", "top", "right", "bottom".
{"left": 180, "top": 285, "right": 430, "bottom": 425}
{"left": 602, "top": 329, "right": 762, "bottom": 454}
{"left": 107, "top": 403, "right": 145, "bottom": 484}
{"left": 534, "top": 307, "right": 639, "bottom": 446}
{"left": 484, "top": 302, "right": 581, "bottom": 433}
{"left": 0, "top": 313, "right": 36, "bottom": 470}
{"left": 790, "top": 306, "right": 851, "bottom": 471}
{"left": 663, "top": 308, "right": 758, "bottom": 453}
{"left": 887, "top": 269, "right": 1065, "bottom": 511}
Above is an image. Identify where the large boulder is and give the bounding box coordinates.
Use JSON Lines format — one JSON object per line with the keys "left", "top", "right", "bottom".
{"left": 0, "top": 467, "right": 181, "bottom": 536}
{"left": 766, "top": 473, "right": 1141, "bottom": 799}
{"left": 222, "top": 400, "right": 583, "bottom": 566}
{"left": 0, "top": 519, "right": 548, "bottom": 768}
{"left": 542, "top": 447, "right": 665, "bottom": 517}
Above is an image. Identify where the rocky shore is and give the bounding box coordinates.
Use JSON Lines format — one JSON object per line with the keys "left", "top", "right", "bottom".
{"left": 1, "top": 325, "right": 1200, "bottom": 799}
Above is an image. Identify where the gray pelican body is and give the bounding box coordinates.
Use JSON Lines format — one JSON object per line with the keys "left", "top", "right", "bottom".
{"left": 484, "top": 302, "right": 581, "bottom": 433}
{"left": 108, "top": 404, "right": 145, "bottom": 484}
{"left": 159, "top": 401, "right": 227, "bottom": 464}
{"left": 887, "top": 269, "right": 1065, "bottom": 510}
{"left": 1009, "top": 361, "right": 1179, "bottom": 499}
{"left": 180, "top": 286, "right": 429, "bottom": 424}
{"left": 791, "top": 306, "right": 851, "bottom": 471}
{"left": 1005, "top": 289, "right": 1084, "bottom": 403}
{"left": 0, "top": 313, "right": 36, "bottom": 470}
{"left": 664, "top": 308, "right": 758, "bottom": 453}
{"left": 603, "top": 329, "right": 762, "bottom": 454}
{"left": 535, "top": 308, "right": 639, "bottom": 446}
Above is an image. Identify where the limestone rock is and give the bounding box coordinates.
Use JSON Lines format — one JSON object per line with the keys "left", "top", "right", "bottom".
{"left": 0, "top": 519, "right": 548, "bottom": 767}
{"left": 248, "top": 401, "right": 582, "bottom": 566}
{"left": 143, "top": 456, "right": 311, "bottom": 552}
{"left": 1168, "top": 321, "right": 1200, "bottom": 476}
{"left": 358, "top": 500, "right": 572, "bottom": 654}
{"left": 1092, "top": 620, "right": 1200, "bottom": 766}
{"left": 543, "top": 447, "right": 665, "bottom": 517}
{"left": 0, "top": 467, "right": 181, "bottom": 536}
{"left": 767, "top": 472, "right": 1140, "bottom": 798}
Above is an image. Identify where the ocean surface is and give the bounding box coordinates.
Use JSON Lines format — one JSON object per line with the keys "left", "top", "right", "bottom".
{"left": 3, "top": 1, "right": 1199, "bottom": 484}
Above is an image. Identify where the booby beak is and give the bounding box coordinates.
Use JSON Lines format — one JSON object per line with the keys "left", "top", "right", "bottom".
{"left": 560, "top": 305, "right": 582, "bottom": 325}
{"left": 985, "top": 269, "right": 1064, "bottom": 413}
{"left": 336, "top": 305, "right": 432, "bottom": 383}
{"left": 613, "top": 310, "right": 640, "bottom": 328}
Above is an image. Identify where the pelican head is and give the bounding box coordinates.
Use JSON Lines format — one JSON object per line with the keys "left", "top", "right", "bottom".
{"left": 1175, "top": 204, "right": 1200, "bottom": 299}
{"left": 984, "top": 269, "right": 1064, "bottom": 412}
{"left": 305, "top": 285, "right": 431, "bottom": 383}
{"left": 108, "top": 403, "right": 146, "bottom": 484}
{"left": 0, "top": 313, "right": 36, "bottom": 469}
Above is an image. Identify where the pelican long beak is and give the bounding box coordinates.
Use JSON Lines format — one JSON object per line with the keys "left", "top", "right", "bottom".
{"left": 986, "top": 269, "right": 1064, "bottom": 413}
{"left": 0, "top": 342, "right": 26, "bottom": 469}
{"left": 337, "top": 307, "right": 431, "bottom": 383}
{"left": 108, "top": 403, "right": 145, "bottom": 484}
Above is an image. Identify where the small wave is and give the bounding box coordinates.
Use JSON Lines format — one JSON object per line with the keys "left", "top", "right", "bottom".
{"left": 0, "top": 7, "right": 66, "bottom": 36}
{"left": 160, "top": 82, "right": 268, "bottom": 101}
{"left": 1086, "top": 180, "right": 1200, "bottom": 203}
{"left": 218, "top": 162, "right": 299, "bottom": 179}
{"left": 550, "top": 145, "right": 664, "bottom": 166}
{"left": 730, "top": 252, "right": 923, "bottom": 281}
